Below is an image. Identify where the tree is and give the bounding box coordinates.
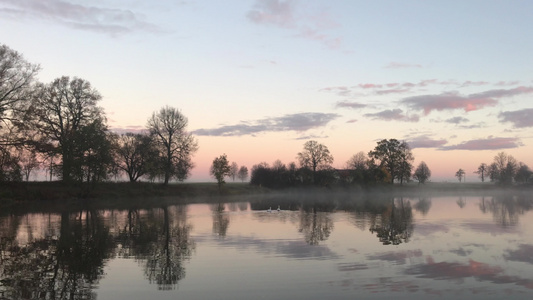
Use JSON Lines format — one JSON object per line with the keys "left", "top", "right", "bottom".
{"left": 147, "top": 106, "right": 198, "bottom": 185}
{"left": 18, "top": 148, "right": 40, "bottom": 181}
{"left": 116, "top": 132, "right": 159, "bottom": 182}
{"left": 228, "top": 162, "right": 238, "bottom": 182}
{"left": 492, "top": 152, "right": 518, "bottom": 185}
{"left": 413, "top": 161, "right": 431, "bottom": 184}
{"left": 474, "top": 163, "right": 488, "bottom": 182}
{"left": 297, "top": 140, "right": 334, "bottom": 184}
{"left": 0, "top": 44, "right": 40, "bottom": 137}
{"left": 455, "top": 168, "right": 465, "bottom": 182}
{"left": 514, "top": 162, "right": 532, "bottom": 184}
{"left": 210, "top": 154, "right": 231, "bottom": 190}
{"left": 72, "top": 118, "right": 114, "bottom": 183}
{"left": 368, "top": 139, "right": 414, "bottom": 184}
{"left": 346, "top": 151, "right": 367, "bottom": 170}
{"left": 237, "top": 166, "right": 248, "bottom": 182}
{"left": 29, "top": 76, "right": 104, "bottom": 182}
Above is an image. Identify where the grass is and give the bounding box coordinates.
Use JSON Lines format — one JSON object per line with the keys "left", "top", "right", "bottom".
{"left": 1, "top": 180, "right": 530, "bottom": 213}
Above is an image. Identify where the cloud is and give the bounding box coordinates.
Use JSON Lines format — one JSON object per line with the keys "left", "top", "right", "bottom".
{"left": 445, "top": 116, "right": 469, "bottom": 124}
{"left": 320, "top": 86, "right": 352, "bottom": 97}
{"left": 468, "top": 86, "right": 533, "bottom": 99}
{"left": 364, "top": 109, "right": 419, "bottom": 122}
{"left": 247, "top": 0, "right": 342, "bottom": 49}
{"left": 346, "top": 119, "right": 358, "bottom": 123}
{"left": 401, "top": 92, "right": 498, "bottom": 115}
{"left": 110, "top": 126, "right": 147, "bottom": 135}
{"left": 384, "top": 62, "right": 422, "bottom": 69}
{"left": 375, "top": 88, "right": 411, "bottom": 95}
{"left": 504, "top": 244, "right": 533, "bottom": 264}
{"left": 499, "top": 108, "right": 533, "bottom": 128}
{"left": 0, "top": 0, "right": 162, "bottom": 35}
{"left": 335, "top": 101, "right": 366, "bottom": 109}
{"left": 294, "top": 134, "right": 329, "bottom": 140}
{"left": 407, "top": 135, "right": 448, "bottom": 149}
{"left": 494, "top": 80, "right": 520, "bottom": 86}
{"left": 192, "top": 112, "right": 340, "bottom": 136}
{"left": 404, "top": 257, "right": 533, "bottom": 289}
{"left": 247, "top": 0, "right": 295, "bottom": 28}
{"left": 440, "top": 137, "right": 522, "bottom": 151}
{"left": 366, "top": 250, "right": 423, "bottom": 265}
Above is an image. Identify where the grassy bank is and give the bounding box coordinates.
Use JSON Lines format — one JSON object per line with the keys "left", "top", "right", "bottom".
{"left": 0, "top": 181, "right": 269, "bottom": 211}
{"left": 1, "top": 180, "right": 530, "bottom": 212}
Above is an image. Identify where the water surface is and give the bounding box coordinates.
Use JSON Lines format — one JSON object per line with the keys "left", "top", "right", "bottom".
{"left": 1, "top": 193, "right": 533, "bottom": 299}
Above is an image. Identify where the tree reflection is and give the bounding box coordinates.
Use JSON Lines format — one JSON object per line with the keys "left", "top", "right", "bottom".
{"left": 298, "top": 205, "right": 334, "bottom": 245}
{"left": 414, "top": 197, "right": 432, "bottom": 215}
{"left": 456, "top": 197, "right": 466, "bottom": 209}
{"left": 479, "top": 194, "right": 533, "bottom": 227}
{"left": 211, "top": 203, "right": 230, "bottom": 237}
{"left": 369, "top": 198, "right": 414, "bottom": 245}
{"left": 0, "top": 210, "right": 113, "bottom": 299}
{"left": 135, "top": 206, "right": 195, "bottom": 290}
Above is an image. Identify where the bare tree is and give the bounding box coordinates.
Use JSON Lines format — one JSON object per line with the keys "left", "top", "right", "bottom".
{"left": 297, "top": 140, "right": 334, "bottom": 184}
{"left": 237, "top": 166, "right": 248, "bottom": 182}
{"left": 228, "top": 162, "right": 238, "bottom": 181}
{"left": 455, "top": 169, "right": 465, "bottom": 182}
{"left": 147, "top": 106, "right": 198, "bottom": 185}
{"left": 29, "top": 76, "right": 104, "bottom": 182}
{"left": 0, "top": 44, "right": 40, "bottom": 129}
{"left": 116, "top": 132, "right": 159, "bottom": 182}
{"left": 474, "top": 163, "right": 488, "bottom": 182}
{"left": 515, "top": 162, "right": 532, "bottom": 184}
{"left": 492, "top": 152, "right": 518, "bottom": 185}
{"left": 18, "top": 148, "right": 40, "bottom": 181}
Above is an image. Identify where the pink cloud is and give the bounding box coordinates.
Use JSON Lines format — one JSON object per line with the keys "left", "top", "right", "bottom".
{"left": 248, "top": 0, "right": 342, "bottom": 49}
{"left": 460, "top": 80, "right": 490, "bottom": 87}
{"left": 440, "top": 137, "right": 521, "bottom": 151}
{"left": 320, "top": 86, "right": 351, "bottom": 97}
{"left": 376, "top": 88, "right": 410, "bottom": 95}
{"left": 499, "top": 108, "right": 533, "bottom": 128}
{"left": 401, "top": 92, "right": 498, "bottom": 115}
{"left": 494, "top": 80, "right": 520, "bottom": 86}
{"left": 358, "top": 83, "right": 383, "bottom": 89}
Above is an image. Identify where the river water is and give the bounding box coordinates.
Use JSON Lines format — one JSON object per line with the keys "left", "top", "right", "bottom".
{"left": 1, "top": 193, "right": 533, "bottom": 299}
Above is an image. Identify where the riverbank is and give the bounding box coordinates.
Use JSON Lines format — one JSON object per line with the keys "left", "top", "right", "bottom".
{"left": 0, "top": 181, "right": 268, "bottom": 211}
{"left": 1, "top": 181, "right": 530, "bottom": 212}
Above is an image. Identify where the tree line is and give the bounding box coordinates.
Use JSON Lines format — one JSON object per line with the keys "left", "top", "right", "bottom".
{"left": 235, "top": 138, "right": 531, "bottom": 189}
{"left": 0, "top": 44, "right": 197, "bottom": 185}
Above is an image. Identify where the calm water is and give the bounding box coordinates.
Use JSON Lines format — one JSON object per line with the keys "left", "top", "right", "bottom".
{"left": 1, "top": 193, "right": 533, "bottom": 299}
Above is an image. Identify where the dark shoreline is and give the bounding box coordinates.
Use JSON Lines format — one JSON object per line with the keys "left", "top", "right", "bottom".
{"left": 1, "top": 181, "right": 531, "bottom": 213}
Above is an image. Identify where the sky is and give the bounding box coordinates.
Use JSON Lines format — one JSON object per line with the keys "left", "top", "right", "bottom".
{"left": 1, "top": 0, "right": 532, "bottom": 182}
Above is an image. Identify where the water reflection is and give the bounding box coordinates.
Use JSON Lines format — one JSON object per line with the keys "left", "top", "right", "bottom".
{"left": 369, "top": 198, "right": 414, "bottom": 245}
{"left": 413, "top": 197, "right": 432, "bottom": 216}
{"left": 0, "top": 210, "right": 113, "bottom": 299}
{"left": 121, "top": 206, "right": 194, "bottom": 290}
{"left": 479, "top": 194, "right": 533, "bottom": 227}
{"left": 211, "top": 203, "right": 230, "bottom": 237}
{"left": 2, "top": 192, "right": 533, "bottom": 299}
